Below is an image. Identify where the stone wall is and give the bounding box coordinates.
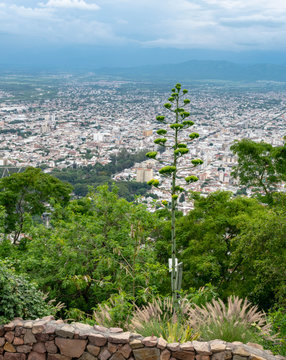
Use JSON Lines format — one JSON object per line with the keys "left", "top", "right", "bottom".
{"left": 0, "top": 317, "right": 285, "bottom": 360}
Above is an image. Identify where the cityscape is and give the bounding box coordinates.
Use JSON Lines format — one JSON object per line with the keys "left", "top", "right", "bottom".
{"left": 1, "top": 75, "right": 286, "bottom": 210}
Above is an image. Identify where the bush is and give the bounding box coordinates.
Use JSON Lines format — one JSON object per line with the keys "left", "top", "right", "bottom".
{"left": 188, "top": 296, "right": 273, "bottom": 344}
{"left": 0, "top": 260, "right": 57, "bottom": 323}
{"left": 129, "top": 297, "right": 198, "bottom": 342}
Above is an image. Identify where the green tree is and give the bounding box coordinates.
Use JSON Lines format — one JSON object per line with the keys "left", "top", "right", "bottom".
{"left": 231, "top": 139, "right": 286, "bottom": 204}
{"left": 0, "top": 167, "right": 72, "bottom": 243}
{"left": 14, "top": 186, "right": 167, "bottom": 312}
{"left": 146, "top": 83, "right": 203, "bottom": 302}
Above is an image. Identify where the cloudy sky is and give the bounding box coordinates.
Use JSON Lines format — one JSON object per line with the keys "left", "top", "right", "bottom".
{"left": 1, "top": 0, "right": 286, "bottom": 68}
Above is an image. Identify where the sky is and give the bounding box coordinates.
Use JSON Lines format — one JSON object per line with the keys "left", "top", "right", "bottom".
{"left": 1, "top": 0, "right": 286, "bottom": 69}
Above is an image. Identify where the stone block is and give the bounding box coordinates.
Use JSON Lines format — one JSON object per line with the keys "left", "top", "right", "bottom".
{"left": 99, "top": 349, "right": 111, "bottom": 360}
{"left": 211, "top": 352, "right": 232, "bottom": 360}
{"left": 195, "top": 355, "right": 210, "bottom": 360}
{"left": 172, "top": 351, "right": 195, "bottom": 360}
{"left": 109, "top": 329, "right": 123, "bottom": 334}
{"left": 79, "top": 352, "right": 97, "bottom": 360}
{"left": 119, "top": 344, "right": 132, "bottom": 358}
{"left": 16, "top": 345, "right": 33, "bottom": 354}
{"left": 129, "top": 340, "right": 143, "bottom": 350}
{"left": 107, "top": 343, "right": 118, "bottom": 354}
{"left": 233, "top": 347, "right": 250, "bottom": 357}
{"left": 5, "top": 332, "right": 15, "bottom": 344}
{"left": 0, "top": 327, "right": 4, "bottom": 337}
{"left": 88, "top": 334, "right": 107, "bottom": 347}
{"left": 0, "top": 338, "right": 5, "bottom": 347}
{"left": 142, "top": 337, "right": 157, "bottom": 347}
{"left": 87, "top": 345, "right": 100, "bottom": 357}
{"left": 4, "top": 354, "right": 26, "bottom": 360}
{"left": 47, "top": 354, "right": 71, "bottom": 360}
{"left": 33, "top": 342, "right": 46, "bottom": 353}
{"left": 44, "top": 341, "right": 57, "bottom": 354}
{"left": 4, "top": 323, "right": 15, "bottom": 332}
{"left": 157, "top": 338, "right": 167, "bottom": 350}
{"left": 13, "top": 338, "right": 24, "bottom": 346}
{"left": 15, "top": 328, "right": 24, "bottom": 337}
{"left": 35, "top": 335, "right": 49, "bottom": 343}
{"left": 24, "top": 330, "right": 37, "bottom": 344}
{"left": 193, "top": 342, "right": 211, "bottom": 355}
{"left": 27, "top": 352, "right": 46, "bottom": 360}
{"left": 210, "top": 344, "right": 226, "bottom": 353}
{"left": 180, "top": 343, "right": 194, "bottom": 352}
{"left": 110, "top": 354, "right": 125, "bottom": 360}
{"left": 55, "top": 338, "right": 87, "bottom": 358}
{"left": 4, "top": 343, "right": 16, "bottom": 353}
{"left": 55, "top": 326, "right": 74, "bottom": 339}
{"left": 108, "top": 333, "right": 130, "bottom": 345}
{"left": 133, "top": 348, "right": 160, "bottom": 360}
{"left": 167, "top": 344, "right": 180, "bottom": 352}
{"left": 160, "top": 350, "right": 171, "bottom": 360}
{"left": 233, "top": 356, "right": 248, "bottom": 360}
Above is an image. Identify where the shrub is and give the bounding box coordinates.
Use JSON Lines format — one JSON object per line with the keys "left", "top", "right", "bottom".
{"left": 188, "top": 296, "right": 273, "bottom": 343}
{"left": 0, "top": 260, "right": 57, "bottom": 323}
{"left": 129, "top": 297, "right": 198, "bottom": 342}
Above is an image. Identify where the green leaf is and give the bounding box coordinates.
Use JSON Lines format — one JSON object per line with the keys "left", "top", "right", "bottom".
{"left": 185, "top": 175, "right": 199, "bottom": 183}
{"left": 168, "top": 97, "right": 175, "bottom": 102}
{"left": 156, "top": 115, "right": 165, "bottom": 122}
{"left": 147, "top": 179, "right": 160, "bottom": 187}
{"left": 159, "top": 166, "right": 176, "bottom": 175}
{"left": 189, "top": 132, "right": 200, "bottom": 139}
{"left": 172, "top": 194, "right": 178, "bottom": 200}
{"left": 184, "top": 99, "right": 190, "bottom": 104}
{"left": 154, "top": 138, "right": 167, "bottom": 145}
{"left": 183, "top": 120, "right": 194, "bottom": 127}
{"left": 174, "top": 185, "right": 185, "bottom": 192}
{"left": 191, "top": 159, "right": 204, "bottom": 166}
{"left": 156, "top": 129, "right": 167, "bottom": 135}
{"left": 164, "top": 103, "right": 172, "bottom": 109}
{"left": 178, "top": 143, "right": 187, "bottom": 148}
{"left": 170, "top": 124, "right": 184, "bottom": 130}
{"left": 146, "top": 151, "right": 158, "bottom": 159}
{"left": 183, "top": 89, "right": 188, "bottom": 94}
{"left": 174, "top": 148, "right": 189, "bottom": 155}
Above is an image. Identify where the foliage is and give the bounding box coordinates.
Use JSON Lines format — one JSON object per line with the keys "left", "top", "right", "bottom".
{"left": 129, "top": 297, "right": 196, "bottom": 341}
{"left": 188, "top": 296, "right": 273, "bottom": 343}
{"left": 0, "top": 167, "right": 72, "bottom": 243}
{"left": 181, "top": 284, "right": 219, "bottom": 307}
{"left": 11, "top": 185, "right": 167, "bottom": 313}
{"left": 230, "top": 139, "right": 286, "bottom": 204}
{"left": 0, "top": 260, "right": 57, "bottom": 323}
{"left": 93, "top": 292, "right": 134, "bottom": 330}
{"left": 147, "top": 84, "right": 203, "bottom": 301}
{"left": 176, "top": 191, "right": 286, "bottom": 309}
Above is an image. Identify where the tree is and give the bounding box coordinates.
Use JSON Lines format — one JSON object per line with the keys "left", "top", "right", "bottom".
{"left": 231, "top": 139, "right": 286, "bottom": 204}
{"left": 13, "top": 186, "right": 167, "bottom": 312}
{"left": 0, "top": 167, "right": 72, "bottom": 243}
{"left": 146, "top": 83, "right": 203, "bottom": 302}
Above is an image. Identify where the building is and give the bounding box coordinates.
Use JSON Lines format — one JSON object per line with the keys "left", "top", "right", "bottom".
{"left": 136, "top": 168, "right": 153, "bottom": 182}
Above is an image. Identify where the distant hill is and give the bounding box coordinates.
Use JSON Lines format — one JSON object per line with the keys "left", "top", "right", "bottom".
{"left": 98, "top": 60, "right": 286, "bottom": 82}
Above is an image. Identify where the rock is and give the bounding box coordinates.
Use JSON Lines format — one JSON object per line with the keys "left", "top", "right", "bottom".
{"left": 32, "top": 324, "right": 45, "bottom": 335}
{"left": 0, "top": 327, "right": 4, "bottom": 337}
{"left": 108, "top": 333, "right": 130, "bottom": 344}
{"left": 167, "top": 344, "right": 180, "bottom": 352}
{"left": 79, "top": 352, "right": 97, "bottom": 360}
{"left": 45, "top": 326, "right": 56, "bottom": 335}
{"left": 44, "top": 341, "right": 58, "bottom": 354}
{"left": 0, "top": 338, "right": 5, "bottom": 347}
{"left": 35, "top": 334, "right": 49, "bottom": 343}
{"left": 180, "top": 343, "right": 194, "bottom": 352}
{"left": 160, "top": 350, "right": 171, "bottom": 360}
{"left": 88, "top": 334, "right": 107, "bottom": 347}
{"left": 249, "top": 355, "right": 265, "bottom": 360}
{"left": 110, "top": 354, "right": 125, "bottom": 360}
{"left": 33, "top": 342, "right": 46, "bottom": 353}
{"left": 87, "top": 345, "right": 101, "bottom": 357}
{"left": 129, "top": 340, "right": 143, "bottom": 349}
{"left": 4, "top": 323, "right": 15, "bottom": 332}
{"left": 4, "top": 343, "right": 16, "bottom": 352}
{"left": 41, "top": 316, "right": 55, "bottom": 322}
{"left": 55, "top": 338, "right": 87, "bottom": 358}
{"left": 107, "top": 343, "right": 118, "bottom": 354}
{"left": 24, "top": 330, "right": 37, "bottom": 344}
{"left": 4, "top": 354, "right": 26, "bottom": 360}
{"left": 27, "top": 352, "right": 46, "bottom": 360}
{"left": 5, "top": 332, "right": 15, "bottom": 344}
{"left": 173, "top": 351, "right": 195, "bottom": 360}
{"left": 99, "top": 349, "right": 111, "bottom": 360}
{"left": 93, "top": 325, "right": 108, "bottom": 333}
{"left": 16, "top": 346, "right": 33, "bottom": 354}
{"left": 233, "top": 347, "right": 250, "bottom": 357}
{"left": 133, "top": 348, "right": 160, "bottom": 360}
{"left": 193, "top": 342, "right": 211, "bottom": 355}
{"left": 119, "top": 344, "right": 132, "bottom": 358}
{"left": 247, "top": 344, "right": 264, "bottom": 351}
{"left": 23, "top": 323, "right": 33, "bottom": 330}
{"left": 211, "top": 352, "right": 232, "bottom": 360}
{"left": 142, "top": 336, "right": 158, "bottom": 347}
{"left": 210, "top": 344, "right": 226, "bottom": 353}
{"left": 47, "top": 355, "right": 71, "bottom": 360}
{"left": 196, "top": 356, "right": 210, "bottom": 360}
{"left": 157, "top": 338, "right": 167, "bottom": 350}
{"left": 13, "top": 338, "right": 24, "bottom": 346}
{"left": 109, "top": 329, "right": 123, "bottom": 334}
{"left": 233, "top": 356, "right": 249, "bottom": 360}
{"left": 56, "top": 325, "right": 74, "bottom": 339}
